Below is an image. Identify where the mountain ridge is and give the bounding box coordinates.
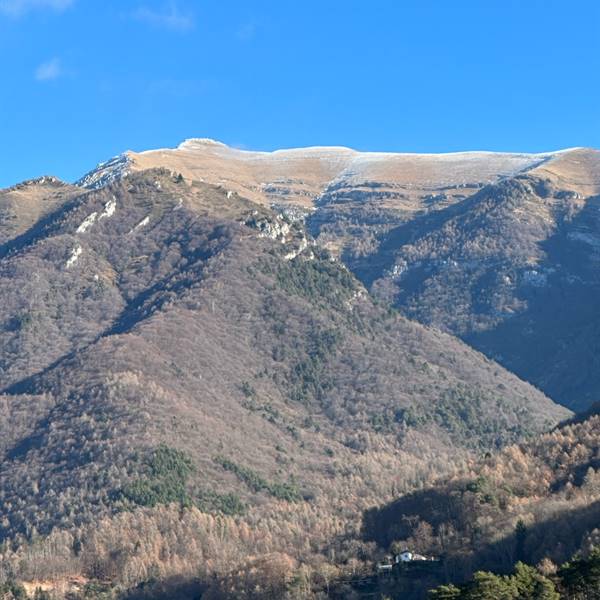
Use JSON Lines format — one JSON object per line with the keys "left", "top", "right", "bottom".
{"left": 76, "top": 140, "right": 592, "bottom": 204}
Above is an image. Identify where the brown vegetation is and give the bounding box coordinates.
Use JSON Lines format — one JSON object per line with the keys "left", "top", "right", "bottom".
{"left": 0, "top": 168, "right": 571, "bottom": 598}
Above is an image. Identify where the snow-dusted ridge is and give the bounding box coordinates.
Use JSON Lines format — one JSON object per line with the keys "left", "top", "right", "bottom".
{"left": 76, "top": 153, "right": 132, "bottom": 190}
{"left": 175, "top": 137, "right": 583, "bottom": 159}
{"left": 74, "top": 138, "right": 588, "bottom": 193}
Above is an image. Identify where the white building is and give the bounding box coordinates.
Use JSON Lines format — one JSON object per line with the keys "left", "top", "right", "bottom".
{"left": 396, "top": 550, "right": 430, "bottom": 563}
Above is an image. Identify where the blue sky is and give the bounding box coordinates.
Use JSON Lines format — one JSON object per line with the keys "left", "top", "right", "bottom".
{"left": 1, "top": 0, "right": 599, "bottom": 187}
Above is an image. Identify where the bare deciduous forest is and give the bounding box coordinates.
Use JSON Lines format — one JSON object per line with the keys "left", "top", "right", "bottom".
{"left": 0, "top": 160, "right": 598, "bottom": 599}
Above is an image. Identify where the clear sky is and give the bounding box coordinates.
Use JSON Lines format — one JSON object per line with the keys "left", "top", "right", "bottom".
{"left": 1, "top": 0, "right": 599, "bottom": 187}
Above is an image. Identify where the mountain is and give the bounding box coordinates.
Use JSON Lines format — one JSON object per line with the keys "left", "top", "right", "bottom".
{"left": 78, "top": 142, "right": 600, "bottom": 411}
{"left": 0, "top": 165, "right": 568, "bottom": 597}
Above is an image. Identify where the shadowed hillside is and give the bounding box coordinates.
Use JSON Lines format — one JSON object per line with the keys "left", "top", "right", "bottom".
{"left": 354, "top": 152, "right": 600, "bottom": 410}
{"left": 362, "top": 408, "right": 600, "bottom": 588}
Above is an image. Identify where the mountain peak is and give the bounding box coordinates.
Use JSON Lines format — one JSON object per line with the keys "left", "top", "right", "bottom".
{"left": 176, "top": 137, "right": 231, "bottom": 150}
{"left": 3, "top": 174, "right": 68, "bottom": 192}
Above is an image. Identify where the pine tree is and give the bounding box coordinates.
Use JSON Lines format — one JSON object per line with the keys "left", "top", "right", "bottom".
{"left": 514, "top": 519, "right": 527, "bottom": 563}
{"left": 513, "top": 562, "right": 559, "bottom": 600}
{"left": 463, "top": 571, "right": 517, "bottom": 600}
{"left": 429, "top": 583, "right": 462, "bottom": 599}
{"left": 558, "top": 546, "right": 600, "bottom": 600}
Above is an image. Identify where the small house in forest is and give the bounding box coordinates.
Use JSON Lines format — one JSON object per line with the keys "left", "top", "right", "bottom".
{"left": 395, "top": 550, "right": 430, "bottom": 563}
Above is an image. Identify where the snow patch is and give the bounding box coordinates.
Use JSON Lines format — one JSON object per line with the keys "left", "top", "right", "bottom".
{"left": 66, "top": 245, "right": 82, "bottom": 268}
{"left": 76, "top": 212, "right": 98, "bottom": 234}
{"left": 76, "top": 154, "right": 131, "bottom": 190}
{"left": 128, "top": 215, "right": 150, "bottom": 234}
{"left": 98, "top": 197, "right": 116, "bottom": 220}
{"left": 177, "top": 138, "right": 229, "bottom": 151}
